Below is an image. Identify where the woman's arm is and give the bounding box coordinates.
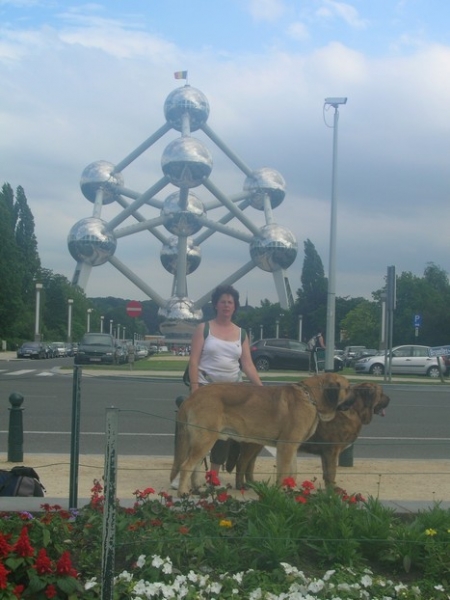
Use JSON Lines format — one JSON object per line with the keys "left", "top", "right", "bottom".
{"left": 188, "top": 323, "right": 206, "bottom": 392}
{"left": 240, "top": 336, "right": 263, "bottom": 386}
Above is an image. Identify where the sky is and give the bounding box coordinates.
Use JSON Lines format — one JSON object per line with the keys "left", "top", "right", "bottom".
{"left": 1, "top": 0, "right": 450, "bottom": 311}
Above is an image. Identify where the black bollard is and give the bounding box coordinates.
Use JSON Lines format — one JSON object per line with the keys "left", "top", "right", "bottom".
{"left": 338, "top": 443, "right": 354, "bottom": 467}
{"left": 8, "top": 392, "right": 24, "bottom": 462}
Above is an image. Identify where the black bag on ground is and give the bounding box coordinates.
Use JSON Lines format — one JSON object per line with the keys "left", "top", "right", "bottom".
{"left": 0, "top": 466, "right": 45, "bottom": 497}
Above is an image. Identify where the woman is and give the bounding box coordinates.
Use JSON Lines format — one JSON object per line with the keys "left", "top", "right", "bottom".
{"left": 189, "top": 284, "right": 263, "bottom": 475}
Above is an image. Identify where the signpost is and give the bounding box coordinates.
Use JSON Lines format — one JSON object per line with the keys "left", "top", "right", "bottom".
{"left": 126, "top": 300, "right": 142, "bottom": 318}
{"left": 428, "top": 345, "right": 450, "bottom": 357}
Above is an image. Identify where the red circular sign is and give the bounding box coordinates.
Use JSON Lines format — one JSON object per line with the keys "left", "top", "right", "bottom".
{"left": 126, "top": 300, "right": 142, "bottom": 318}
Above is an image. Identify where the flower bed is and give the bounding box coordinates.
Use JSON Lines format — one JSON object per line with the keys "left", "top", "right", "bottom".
{"left": 1, "top": 475, "right": 449, "bottom": 598}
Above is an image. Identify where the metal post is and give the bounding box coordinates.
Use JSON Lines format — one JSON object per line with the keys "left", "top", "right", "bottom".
{"left": 276, "top": 320, "right": 279, "bottom": 338}
{"left": 324, "top": 98, "right": 347, "bottom": 372}
{"left": 69, "top": 365, "right": 82, "bottom": 508}
{"left": 67, "top": 299, "right": 73, "bottom": 343}
{"left": 8, "top": 393, "right": 24, "bottom": 462}
{"left": 339, "top": 444, "right": 354, "bottom": 467}
{"left": 298, "top": 314, "right": 303, "bottom": 342}
{"left": 109, "top": 319, "right": 113, "bottom": 335}
{"left": 87, "top": 308, "right": 93, "bottom": 333}
{"left": 260, "top": 324, "right": 263, "bottom": 340}
{"left": 101, "top": 407, "right": 119, "bottom": 600}
{"left": 34, "top": 283, "right": 43, "bottom": 342}
{"left": 100, "top": 315, "right": 104, "bottom": 333}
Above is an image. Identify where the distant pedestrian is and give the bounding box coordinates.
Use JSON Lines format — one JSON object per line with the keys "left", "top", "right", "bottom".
{"left": 307, "top": 331, "right": 326, "bottom": 373}
{"left": 128, "top": 345, "right": 135, "bottom": 370}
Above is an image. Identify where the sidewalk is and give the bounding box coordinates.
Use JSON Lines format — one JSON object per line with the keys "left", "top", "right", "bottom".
{"left": 1, "top": 452, "right": 449, "bottom": 513}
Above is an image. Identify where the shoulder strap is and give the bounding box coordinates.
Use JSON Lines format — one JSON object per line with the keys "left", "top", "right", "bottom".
{"left": 240, "top": 328, "right": 246, "bottom": 342}
{"left": 203, "top": 322, "right": 209, "bottom": 338}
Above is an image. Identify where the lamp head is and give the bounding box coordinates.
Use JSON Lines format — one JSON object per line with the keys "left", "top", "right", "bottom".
{"left": 325, "top": 97, "right": 348, "bottom": 106}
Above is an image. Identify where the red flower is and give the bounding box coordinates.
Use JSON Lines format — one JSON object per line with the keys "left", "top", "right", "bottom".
{"left": 56, "top": 551, "right": 77, "bottom": 578}
{"left": 133, "top": 487, "right": 155, "bottom": 499}
{"left": 282, "top": 477, "right": 296, "bottom": 489}
{"left": 301, "top": 480, "right": 315, "bottom": 491}
{"left": 295, "top": 495, "right": 307, "bottom": 504}
{"left": 13, "top": 527, "right": 34, "bottom": 558}
{"left": 13, "top": 584, "right": 25, "bottom": 598}
{"left": 178, "top": 526, "right": 190, "bottom": 535}
{"left": 45, "top": 584, "right": 57, "bottom": 598}
{"left": 217, "top": 491, "right": 231, "bottom": 503}
{"left": 34, "top": 548, "right": 53, "bottom": 575}
{"left": 0, "top": 562, "right": 11, "bottom": 589}
{"left": 0, "top": 533, "right": 12, "bottom": 558}
{"left": 205, "top": 470, "right": 221, "bottom": 486}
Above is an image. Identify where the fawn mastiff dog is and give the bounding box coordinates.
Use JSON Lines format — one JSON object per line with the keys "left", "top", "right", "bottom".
{"left": 226, "top": 382, "right": 390, "bottom": 488}
{"left": 170, "top": 373, "right": 353, "bottom": 495}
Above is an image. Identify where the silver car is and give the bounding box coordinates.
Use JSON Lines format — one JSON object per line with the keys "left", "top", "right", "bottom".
{"left": 354, "top": 344, "right": 445, "bottom": 378}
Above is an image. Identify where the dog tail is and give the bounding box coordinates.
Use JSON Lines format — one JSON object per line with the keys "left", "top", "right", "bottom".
{"left": 170, "top": 415, "right": 189, "bottom": 482}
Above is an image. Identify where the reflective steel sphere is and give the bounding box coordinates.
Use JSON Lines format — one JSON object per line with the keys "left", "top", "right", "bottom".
{"left": 67, "top": 217, "right": 117, "bottom": 266}
{"left": 158, "top": 296, "right": 203, "bottom": 324}
{"left": 250, "top": 224, "right": 297, "bottom": 272}
{"left": 160, "top": 236, "right": 201, "bottom": 274}
{"left": 80, "top": 161, "right": 124, "bottom": 204}
{"left": 244, "top": 168, "right": 286, "bottom": 210}
{"left": 164, "top": 86, "right": 210, "bottom": 132}
{"left": 161, "top": 191, "right": 205, "bottom": 235}
{"left": 161, "top": 137, "right": 213, "bottom": 187}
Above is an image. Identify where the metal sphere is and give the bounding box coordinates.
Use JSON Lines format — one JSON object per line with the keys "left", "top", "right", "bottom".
{"left": 164, "top": 86, "right": 210, "bottom": 132}
{"left": 250, "top": 224, "right": 297, "bottom": 272}
{"left": 158, "top": 296, "right": 203, "bottom": 336}
{"left": 161, "top": 137, "right": 213, "bottom": 188}
{"left": 161, "top": 191, "right": 205, "bottom": 235}
{"left": 160, "top": 236, "right": 201, "bottom": 274}
{"left": 80, "top": 161, "right": 124, "bottom": 204}
{"left": 67, "top": 217, "right": 117, "bottom": 266}
{"left": 244, "top": 167, "right": 286, "bottom": 210}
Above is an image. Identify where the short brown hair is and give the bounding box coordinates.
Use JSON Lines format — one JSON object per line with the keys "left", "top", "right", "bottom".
{"left": 211, "top": 285, "right": 240, "bottom": 312}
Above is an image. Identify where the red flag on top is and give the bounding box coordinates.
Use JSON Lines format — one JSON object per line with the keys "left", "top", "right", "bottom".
{"left": 174, "top": 70, "right": 188, "bottom": 80}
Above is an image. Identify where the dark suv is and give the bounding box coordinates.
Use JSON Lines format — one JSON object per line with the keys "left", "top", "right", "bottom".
{"left": 74, "top": 333, "right": 117, "bottom": 365}
{"left": 250, "top": 338, "right": 343, "bottom": 372}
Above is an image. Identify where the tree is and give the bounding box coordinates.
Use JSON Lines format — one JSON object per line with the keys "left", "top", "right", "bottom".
{"left": 295, "top": 239, "right": 328, "bottom": 341}
{"left": 0, "top": 188, "right": 25, "bottom": 341}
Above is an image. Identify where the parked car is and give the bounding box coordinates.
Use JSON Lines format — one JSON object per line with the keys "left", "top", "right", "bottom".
{"left": 342, "top": 345, "right": 366, "bottom": 367}
{"left": 250, "top": 338, "right": 343, "bottom": 372}
{"left": 44, "top": 344, "right": 57, "bottom": 358}
{"left": 349, "top": 348, "right": 378, "bottom": 366}
{"left": 65, "top": 343, "right": 76, "bottom": 357}
{"left": 49, "top": 342, "right": 67, "bottom": 357}
{"left": 135, "top": 345, "right": 149, "bottom": 359}
{"left": 354, "top": 345, "right": 446, "bottom": 378}
{"left": 115, "top": 345, "right": 128, "bottom": 364}
{"left": 74, "top": 333, "right": 117, "bottom": 365}
{"left": 17, "top": 341, "right": 47, "bottom": 359}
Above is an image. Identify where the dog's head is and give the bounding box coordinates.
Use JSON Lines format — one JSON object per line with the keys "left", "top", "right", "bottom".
{"left": 339, "top": 382, "right": 390, "bottom": 425}
{"left": 304, "top": 373, "right": 353, "bottom": 421}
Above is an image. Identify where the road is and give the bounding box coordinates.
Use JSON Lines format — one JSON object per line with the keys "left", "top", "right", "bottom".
{"left": 0, "top": 357, "right": 449, "bottom": 460}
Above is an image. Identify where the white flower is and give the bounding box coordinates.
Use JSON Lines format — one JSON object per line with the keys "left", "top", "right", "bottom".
{"left": 249, "top": 589, "right": 263, "bottom": 600}
{"left": 435, "top": 584, "right": 445, "bottom": 591}
{"left": 187, "top": 570, "right": 198, "bottom": 582}
{"left": 162, "top": 560, "right": 173, "bottom": 575}
{"left": 323, "top": 569, "right": 336, "bottom": 581}
{"left": 232, "top": 572, "right": 243, "bottom": 583}
{"left": 151, "top": 555, "right": 164, "bottom": 568}
{"left": 115, "top": 570, "right": 133, "bottom": 582}
{"left": 307, "top": 579, "right": 325, "bottom": 593}
{"left": 360, "top": 574, "right": 373, "bottom": 587}
{"left": 337, "top": 583, "right": 351, "bottom": 592}
{"left": 136, "top": 554, "right": 146, "bottom": 568}
{"left": 84, "top": 577, "right": 98, "bottom": 590}
{"left": 394, "top": 583, "right": 408, "bottom": 592}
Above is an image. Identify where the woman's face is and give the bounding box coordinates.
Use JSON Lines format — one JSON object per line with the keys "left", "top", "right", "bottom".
{"left": 215, "top": 294, "right": 235, "bottom": 317}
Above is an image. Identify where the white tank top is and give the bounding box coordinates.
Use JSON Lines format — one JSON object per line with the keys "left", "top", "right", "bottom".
{"left": 198, "top": 327, "right": 242, "bottom": 385}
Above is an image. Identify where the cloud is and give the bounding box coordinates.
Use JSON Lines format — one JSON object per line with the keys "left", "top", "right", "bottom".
{"left": 286, "top": 21, "right": 310, "bottom": 42}
{"left": 247, "top": 0, "right": 286, "bottom": 22}
{"left": 316, "top": 0, "right": 369, "bottom": 29}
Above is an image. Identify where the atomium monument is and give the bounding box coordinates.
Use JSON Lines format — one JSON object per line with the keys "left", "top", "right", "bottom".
{"left": 68, "top": 83, "right": 297, "bottom": 337}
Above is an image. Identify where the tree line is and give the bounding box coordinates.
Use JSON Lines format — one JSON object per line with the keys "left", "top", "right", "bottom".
{"left": 1, "top": 182, "right": 450, "bottom": 350}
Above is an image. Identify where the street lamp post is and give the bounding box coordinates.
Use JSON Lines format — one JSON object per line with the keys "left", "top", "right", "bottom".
{"left": 87, "top": 308, "right": 93, "bottom": 333}
{"left": 109, "top": 320, "right": 113, "bottom": 335}
{"left": 275, "top": 319, "right": 280, "bottom": 338}
{"left": 100, "top": 315, "right": 104, "bottom": 333}
{"left": 298, "top": 314, "right": 303, "bottom": 342}
{"left": 34, "top": 283, "right": 43, "bottom": 342}
{"left": 324, "top": 97, "right": 347, "bottom": 371}
{"left": 67, "top": 299, "right": 74, "bottom": 343}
